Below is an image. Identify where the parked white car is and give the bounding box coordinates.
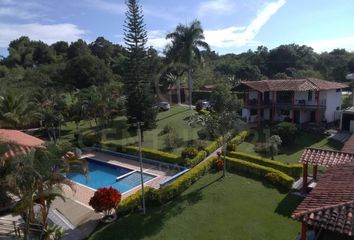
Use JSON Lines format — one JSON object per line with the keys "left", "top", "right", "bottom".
{"left": 158, "top": 102, "right": 170, "bottom": 111}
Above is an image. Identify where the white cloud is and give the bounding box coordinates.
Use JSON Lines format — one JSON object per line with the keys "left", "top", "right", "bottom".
{"left": 0, "top": 7, "right": 38, "bottom": 19}
{"left": 198, "top": 0, "right": 236, "bottom": 16}
{"left": 204, "top": 0, "right": 286, "bottom": 48}
{"left": 0, "top": 23, "right": 86, "bottom": 47}
{"left": 307, "top": 36, "right": 354, "bottom": 52}
{"left": 147, "top": 30, "right": 170, "bottom": 49}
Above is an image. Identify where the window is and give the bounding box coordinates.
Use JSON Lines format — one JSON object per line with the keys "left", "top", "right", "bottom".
{"left": 250, "top": 109, "right": 257, "bottom": 115}
{"left": 308, "top": 91, "right": 313, "bottom": 101}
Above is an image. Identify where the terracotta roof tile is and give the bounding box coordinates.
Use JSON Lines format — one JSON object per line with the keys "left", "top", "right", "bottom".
{"left": 241, "top": 78, "right": 347, "bottom": 92}
{"left": 300, "top": 148, "right": 354, "bottom": 167}
{"left": 0, "top": 129, "right": 45, "bottom": 159}
{"left": 292, "top": 161, "right": 354, "bottom": 236}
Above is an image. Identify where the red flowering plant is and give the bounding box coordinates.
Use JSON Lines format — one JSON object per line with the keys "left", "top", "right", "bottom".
{"left": 89, "top": 187, "right": 122, "bottom": 218}
{"left": 215, "top": 151, "right": 224, "bottom": 170}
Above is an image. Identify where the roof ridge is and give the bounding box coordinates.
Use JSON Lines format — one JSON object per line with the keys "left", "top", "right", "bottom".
{"left": 292, "top": 199, "right": 354, "bottom": 219}
{"left": 305, "top": 147, "right": 354, "bottom": 156}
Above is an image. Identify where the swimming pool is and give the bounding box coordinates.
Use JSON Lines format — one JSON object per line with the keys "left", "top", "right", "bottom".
{"left": 66, "top": 158, "right": 156, "bottom": 193}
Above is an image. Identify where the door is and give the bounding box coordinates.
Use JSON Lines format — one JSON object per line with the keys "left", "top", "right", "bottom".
{"left": 310, "top": 111, "right": 316, "bottom": 122}
{"left": 294, "top": 110, "right": 300, "bottom": 124}
{"left": 350, "top": 120, "right": 354, "bottom": 133}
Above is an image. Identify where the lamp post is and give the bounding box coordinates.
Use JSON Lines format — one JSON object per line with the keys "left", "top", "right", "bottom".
{"left": 134, "top": 121, "right": 146, "bottom": 215}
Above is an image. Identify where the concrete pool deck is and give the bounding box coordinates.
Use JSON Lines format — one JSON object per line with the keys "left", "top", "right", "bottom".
{"left": 63, "top": 150, "right": 179, "bottom": 206}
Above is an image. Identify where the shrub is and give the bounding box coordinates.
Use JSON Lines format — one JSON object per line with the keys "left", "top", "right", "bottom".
{"left": 82, "top": 132, "right": 101, "bottom": 147}
{"left": 199, "top": 109, "right": 209, "bottom": 115}
{"left": 197, "top": 128, "right": 209, "bottom": 140}
{"left": 189, "top": 139, "right": 206, "bottom": 151}
{"left": 156, "top": 156, "right": 217, "bottom": 203}
{"left": 159, "top": 124, "right": 174, "bottom": 136}
{"left": 226, "top": 151, "right": 302, "bottom": 178}
{"left": 215, "top": 158, "right": 223, "bottom": 170}
{"left": 226, "top": 142, "right": 237, "bottom": 151}
{"left": 226, "top": 156, "right": 294, "bottom": 189}
{"left": 164, "top": 129, "right": 182, "bottom": 150}
{"left": 195, "top": 100, "right": 203, "bottom": 112}
{"left": 187, "top": 150, "right": 208, "bottom": 167}
{"left": 100, "top": 142, "right": 185, "bottom": 165}
{"left": 181, "top": 147, "right": 199, "bottom": 159}
{"left": 273, "top": 122, "right": 298, "bottom": 145}
{"left": 205, "top": 140, "right": 221, "bottom": 155}
{"left": 89, "top": 187, "right": 122, "bottom": 216}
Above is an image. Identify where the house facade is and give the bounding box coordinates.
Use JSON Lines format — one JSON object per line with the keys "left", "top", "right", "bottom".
{"left": 238, "top": 78, "right": 347, "bottom": 125}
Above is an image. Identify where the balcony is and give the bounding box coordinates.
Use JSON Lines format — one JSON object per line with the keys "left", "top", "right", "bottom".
{"left": 245, "top": 99, "right": 326, "bottom": 109}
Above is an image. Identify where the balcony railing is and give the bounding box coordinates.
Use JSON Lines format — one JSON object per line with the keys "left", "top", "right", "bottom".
{"left": 245, "top": 99, "right": 326, "bottom": 108}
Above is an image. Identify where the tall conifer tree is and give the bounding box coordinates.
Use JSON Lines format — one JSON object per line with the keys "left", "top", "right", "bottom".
{"left": 123, "top": 0, "right": 156, "bottom": 138}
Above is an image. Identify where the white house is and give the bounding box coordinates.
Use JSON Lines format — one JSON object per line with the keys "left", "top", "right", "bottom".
{"left": 237, "top": 78, "right": 347, "bottom": 125}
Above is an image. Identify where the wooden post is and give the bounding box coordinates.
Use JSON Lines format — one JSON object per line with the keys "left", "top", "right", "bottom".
{"left": 292, "top": 91, "right": 295, "bottom": 123}
{"left": 313, "top": 165, "right": 318, "bottom": 180}
{"left": 302, "top": 163, "right": 308, "bottom": 193}
{"left": 316, "top": 91, "right": 320, "bottom": 123}
{"left": 257, "top": 91, "right": 261, "bottom": 127}
{"left": 301, "top": 222, "right": 307, "bottom": 240}
{"left": 272, "top": 91, "right": 276, "bottom": 121}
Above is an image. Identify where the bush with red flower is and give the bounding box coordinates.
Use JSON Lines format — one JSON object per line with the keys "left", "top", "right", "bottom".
{"left": 215, "top": 158, "right": 224, "bottom": 170}
{"left": 89, "top": 187, "right": 122, "bottom": 219}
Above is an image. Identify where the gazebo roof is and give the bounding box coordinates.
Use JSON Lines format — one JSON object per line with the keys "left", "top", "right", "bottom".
{"left": 300, "top": 148, "right": 354, "bottom": 167}
{"left": 292, "top": 161, "right": 354, "bottom": 236}
{"left": 0, "top": 129, "right": 45, "bottom": 159}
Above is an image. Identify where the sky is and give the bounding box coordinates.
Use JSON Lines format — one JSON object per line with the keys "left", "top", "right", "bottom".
{"left": 0, "top": 0, "right": 354, "bottom": 56}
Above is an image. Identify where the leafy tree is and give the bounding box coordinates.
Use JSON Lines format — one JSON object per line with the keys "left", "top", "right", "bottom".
{"left": 89, "top": 37, "right": 114, "bottom": 64}
{"left": 0, "top": 93, "right": 31, "bottom": 128}
{"left": 2, "top": 144, "right": 87, "bottom": 237}
{"left": 89, "top": 187, "right": 122, "bottom": 218}
{"left": 269, "top": 135, "right": 282, "bottom": 160}
{"left": 273, "top": 122, "right": 298, "bottom": 145}
{"left": 65, "top": 54, "right": 112, "bottom": 89}
{"left": 123, "top": 0, "right": 157, "bottom": 137}
{"left": 67, "top": 39, "right": 91, "bottom": 59}
{"left": 166, "top": 20, "right": 210, "bottom": 110}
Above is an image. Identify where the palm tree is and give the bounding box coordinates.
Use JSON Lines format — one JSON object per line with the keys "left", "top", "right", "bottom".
{"left": 4, "top": 144, "right": 87, "bottom": 238}
{"left": 0, "top": 93, "right": 30, "bottom": 128}
{"left": 166, "top": 20, "right": 210, "bottom": 110}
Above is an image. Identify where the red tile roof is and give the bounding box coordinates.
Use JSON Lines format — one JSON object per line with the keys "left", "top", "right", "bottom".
{"left": 0, "top": 129, "right": 45, "bottom": 159}
{"left": 292, "top": 161, "right": 354, "bottom": 236}
{"left": 342, "top": 134, "right": 354, "bottom": 154}
{"left": 241, "top": 78, "right": 347, "bottom": 92}
{"left": 300, "top": 148, "right": 354, "bottom": 167}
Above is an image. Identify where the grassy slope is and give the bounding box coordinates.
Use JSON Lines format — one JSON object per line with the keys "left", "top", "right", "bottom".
{"left": 237, "top": 130, "right": 342, "bottom": 164}
{"left": 59, "top": 106, "right": 208, "bottom": 155}
{"left": 89, "top": 173, "right": 302, "bottom": 240}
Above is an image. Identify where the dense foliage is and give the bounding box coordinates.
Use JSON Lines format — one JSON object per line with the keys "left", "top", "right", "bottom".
{"left": 89, "top": 187, "right": 122, "bottom": 216}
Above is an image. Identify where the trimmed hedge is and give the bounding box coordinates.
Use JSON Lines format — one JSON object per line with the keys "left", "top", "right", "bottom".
{"left": 205, "top": 140, "right": 221, "bottom": 155}
{"left": 227, "top": 151, "right": 302, "bottom": 178}
{"left": 186, "top": 150, "right": 208, "bottom": 168}
{"left": 100, "top": 142, "right": 184, "bottom": 165}
{"left": 226, "top": 156, "right": 294, "bottom": 189}
{"left": 117, "top": 155, "right": 217, "bottom": 213}
{"left": 155, "top": 155, "right": 217, "bottom": 203}
{"left": 229, "top": 130, "right": 249, "bottom": 145}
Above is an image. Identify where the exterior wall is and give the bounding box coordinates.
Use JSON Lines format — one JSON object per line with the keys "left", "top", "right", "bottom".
{"left": 300, "top": 110, "right": 311, "bottom": 123}
{"left": 242, "top": 108, "right": 250, "bottom": 120}
{"left": 294, "top": 91, "right": 316, "bottom": 105}
{"left": 248, "top": 90, "right": 258, "bottom": 100}
{"left": 324, "top": 89, "right": 342, "bottom": 122}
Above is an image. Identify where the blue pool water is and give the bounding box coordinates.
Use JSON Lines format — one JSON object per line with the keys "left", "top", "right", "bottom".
{"left": 66, "top": 158, "right": 156, "bottom": 193}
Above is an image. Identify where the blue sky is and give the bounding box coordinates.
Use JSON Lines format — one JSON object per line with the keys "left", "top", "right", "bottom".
{"left": 1, "top": 0, "right": 354, "bottom": 56}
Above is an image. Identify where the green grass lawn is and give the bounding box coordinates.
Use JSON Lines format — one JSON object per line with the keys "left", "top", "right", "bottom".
{"left": 58, "top": 105, "right": 208, "bottom": 155}
{"left": 89, "top": 173, "right": 302, "bottom": 240}
{"left": 237, "top": 129, "right": 342, "bottom": 164}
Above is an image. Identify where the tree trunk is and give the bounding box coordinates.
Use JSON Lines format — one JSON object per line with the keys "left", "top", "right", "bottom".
{"left": 176, "top": 76, "right": 181, "bottom": 105}
{"left": 188, "top": 68, "right": 192, "bottom": 110}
